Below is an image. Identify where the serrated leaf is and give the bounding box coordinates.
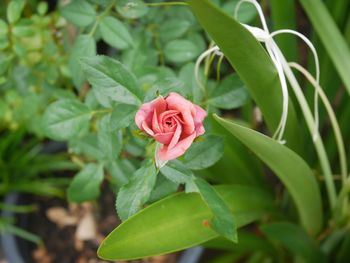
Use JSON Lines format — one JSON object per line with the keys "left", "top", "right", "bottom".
{"left": 110, "top": 104, "right": 137, "bottom": 130}
{"left": 97, "top": 115, "right": 122, "bottom": 161}
{"left": 80, "top": 55, "right": 142, "bottom": 106}
{"left": 160, "top": 160, "right": 193, "bottom": 184}
{"left": 43, "top": 99, "right": 91, "bottom": 141}
{"left": 67, "top": 163, "right": 104, "bottom": 202}
{"left": 208, "top": 74, "right": 249, "bottom": 109}
{"left": 178, "top": 63, "right": 204, "bottom": 103}
{"left": 68, "top": 34, "right": 96, "bottom": 90}
{"left": 194, "top": 178, "right": 237, "bottom": 242}
{"left": 183, "top": 135, "right": 224, "bottom": 170}
{"left": 100, "top": 16, "right": 134, "bottom": 50}
{"left": 159, "top": 20, "right": 191, "bottom": 42}
{"left": 149, "top": 174, "right": 179, "bottom": 203}
{"left": 164, "top": 40, "right": 200, "bottom": 63}
{"left": 116, "top": 161, "right": 157, "bottom": 221}
{"left": 60, "top": 0, "right": 96, "bottom": 27}
{"left": 106, "top": 159, "right": 135, "bottom": 188}
{"left": 116, "top": 0, "right": 149, "bottom": 19}
{"left": 69, "top": 133, "right": 104, "bottom": 160}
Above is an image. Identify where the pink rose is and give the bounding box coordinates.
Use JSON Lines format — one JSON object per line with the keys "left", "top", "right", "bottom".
{"left": 135, "top": 92, "right": 207, "bottom": 161}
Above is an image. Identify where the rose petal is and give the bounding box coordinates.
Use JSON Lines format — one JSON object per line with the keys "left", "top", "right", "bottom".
{"left": 141, "top": 121, "right": 154, "bottom": 136}
{"left": 166, "top": 92, "right": 196, "bottom": 134}
{"left": 154, "top": 132, "right": 174, "bottom": 145}
{"left": 152, "top": 110, "right": 162, "bottom": 133}
{"left": 159, "top": 110, "right": 179, "bottom": 124}
{"left": 158, "top": 132, "right": 196, "bottom": 160}
{"left": 194, "top": 105, "right": 207, "bottom": 136}
{"left": 135, "top": 96, "right": 166, "bottom": 130}
{"left": 168, "top": 118, "right": 182, "bottom": 149}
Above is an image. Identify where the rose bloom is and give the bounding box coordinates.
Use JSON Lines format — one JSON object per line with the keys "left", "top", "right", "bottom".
{"left": 135, "top": 92, "right": 207, "bottom": 161}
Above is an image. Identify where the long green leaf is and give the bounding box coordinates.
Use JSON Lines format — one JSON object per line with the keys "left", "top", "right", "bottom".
{"left": 188, "top": 0, "right": 302, "bottom": 153}
{"left": 299, "top": 0, "right": 350, "bottom": 95}
{"left": 269, "top": 0, "right": 298, "bottom": 61}
{"left": 214, "top": 115, "right": 323, "bottom": 235}
{"left": 98, "top": 185, "right": 273, "bottom": 260}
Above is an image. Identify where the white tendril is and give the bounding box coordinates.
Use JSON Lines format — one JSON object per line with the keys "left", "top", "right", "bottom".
{"left": 194, "top": 45, "right": 222, "bottom": 92}
{"left": 270, "top": 29, "right": 320, "bottom": 141}
{"left": 192, "top": 0, "right": 321, "bottom": 145}
{"left": 236, "top": 1, "right": 288, "bottom": 144}
{"left": 235, "top": 0, "right": 269, "bottom": 33}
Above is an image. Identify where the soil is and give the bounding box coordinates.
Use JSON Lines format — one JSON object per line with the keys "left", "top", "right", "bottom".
{"left": 16, "top": 184, "right": 178, "bottom": 263}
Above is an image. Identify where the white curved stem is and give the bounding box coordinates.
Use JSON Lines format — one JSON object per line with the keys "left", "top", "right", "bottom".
{"left": 194, "top": 46, "right": 221, "bottom": 93}
{"left": 235, "top": 0, "right": 269, "bottom": 33}
{"left": 289, "top": 62, "right": 347, "bottom": 186}
{"left": 271, "top": 29, "right": 321, "bottom": 141}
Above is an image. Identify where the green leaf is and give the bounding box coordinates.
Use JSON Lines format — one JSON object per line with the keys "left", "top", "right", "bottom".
{"left": 149, "top": 174, "right": 179, "bottom": 203}
{"left": 159, "top": 20, "right": 191, "bottom": 42}
{"left": 0, "top": 53, "right": 13, "bottom": 75}
{"left": 116, "top": 0, "right": 149, "bottom": 19}
{"left": 194, "top": 178, "right": 237, "bottom": 242}
{"left": 299, "top": 0, "right": 350, "bottom": 96}
{"left": 80, "top": 55, "right": 142, "bottom": 106}
{"left": 261, "top": 222, "right": 326, "bottom": 263}
{"left": 164, "top": 40, "right": 200, "bottom": 64}
{"left": 183, "top": 135, "right": 224, "bottom": 170}
{"left": 7, "top": 0, "right": 25, "bottom": 24}
{"left": 106, "top": 159, "right": 135, "bottom": 188}
{"left": 100, "top": 16, "right": 134, "bottom": 50}
{"left": 37, "top": 2, "right": 48, "bottom": 15}
{"left": 116, "top": 161, "right": 157, "bottom": 221}
{"left": 222, "top": 1, "right": 257, "bottom": 23}
{"left": 97, "top": 115, "right": 122, "bottom": 161}
{"left": 69, "top": 134, "right": 104, "bottom": 161}
{"left": 68, "top": 34, "right": 96, "bottom": 90}
{"left": 0, "top": 19, "right": 8, "bottom": 37}
{"left": 12, "top": 20, "right": 34, "bottom": 37}
{"left": 110, "top": 104, "right": 137, "bottom": 130}
{"left": 188, "top": 0, "right": 302, "bottom": 153}
{"left": 214, "top": 115, "right": 323, "bottom": 235}
{"left": 178, "top": 63, "right": 204, "bottom": 103}
{"left": 43, "top": 99, "right": 92, "bottom": 141}
{"left": 160, "top": 160, "right": 193, "bottom": 184}
{"left": 60, "top": 0, "right": 96, "bottom": 27}
{"left": 98, "top": 185, "right": 273, "bottom": 260}
{"left": 67, "top": 163, "right": 104, "bottom": 202}
{"left": 208, "top": 74, "right": 249, "bottom": 110}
